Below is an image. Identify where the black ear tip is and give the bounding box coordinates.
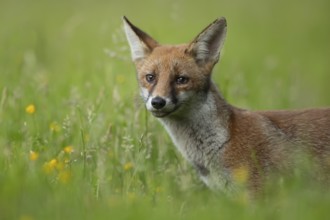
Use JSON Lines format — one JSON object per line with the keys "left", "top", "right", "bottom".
{"left": 221, "top": 17, "right": 227, "bottom": 24}
{"left": 219, "top": 17, "right": 226, "bottom": 21}
{"left": 123, "top": 16, "right": 132, "bottom": 25}
{"left": 215, "top": 17, "right": 227, "bottom": 27}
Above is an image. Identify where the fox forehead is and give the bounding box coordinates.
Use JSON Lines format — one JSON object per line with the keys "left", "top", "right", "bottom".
{"left": 136, "top": 45, "right": 212, "bottom": 97}
{"left": 137, "top": 45, "right": 190, "bottom": 72}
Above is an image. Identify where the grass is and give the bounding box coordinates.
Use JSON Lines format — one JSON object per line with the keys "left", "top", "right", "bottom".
{"left": 0, "top": 0, "right": 330, "bottom": 219}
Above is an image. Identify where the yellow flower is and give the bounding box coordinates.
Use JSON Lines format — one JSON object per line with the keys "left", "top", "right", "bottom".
{"left": 63, "top": 146, "right": 74, "bottom": 154}
{"left": 232, "top": 166, "right": 249, "bottom": 185}
{"left": 49, "top": 121, "right": 61, "bottom": 132}
{"left": 25, "top": 104, "right": 36, "bottom": 114}
{"left": 49, "top": 159, "right": 57, "bottom": 167}
{"left": 123, "top": 162, "right": 133, "bottom": 171}
{"left": 43, "top": 159, "right": 58, "bottom": 174}
{"left": 29, "top": 151, "right": 39, "bottom": 161}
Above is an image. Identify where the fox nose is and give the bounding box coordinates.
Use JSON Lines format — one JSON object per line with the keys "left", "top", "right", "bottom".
{"left": 151, "top": 97, "right": 166, "bottom": 109}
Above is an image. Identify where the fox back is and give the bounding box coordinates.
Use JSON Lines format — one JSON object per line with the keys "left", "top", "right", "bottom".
{"left": 123, "top": 16, "right": 330, "bottom": 195}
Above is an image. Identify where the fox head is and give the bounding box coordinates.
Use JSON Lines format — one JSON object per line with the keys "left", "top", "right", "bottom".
{"left": 123, "top": 17, "right": 227, "bottom": 118}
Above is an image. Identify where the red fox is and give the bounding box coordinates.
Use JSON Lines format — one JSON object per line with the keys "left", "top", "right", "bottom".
{"left": 123, "top": 16, "right": 330, "bottom": 195}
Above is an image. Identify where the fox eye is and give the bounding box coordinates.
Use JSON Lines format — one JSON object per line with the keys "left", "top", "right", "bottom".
{"left": 146, "top": 74, "right": 156, "bottom": 83}
{"left": 176, "top": 76, "right": 189, "bottom": 85}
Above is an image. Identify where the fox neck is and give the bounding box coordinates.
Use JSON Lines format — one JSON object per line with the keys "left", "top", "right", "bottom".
{"left": 158, "top": 82, "right": 231, "bottom": 173}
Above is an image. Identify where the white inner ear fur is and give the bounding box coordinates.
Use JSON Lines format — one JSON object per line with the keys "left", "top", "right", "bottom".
{"left": 123, "top": 21, "right": 149, "bottom": 61}
{"left": 193, "top": 20, "right": 227, "bottom": 63}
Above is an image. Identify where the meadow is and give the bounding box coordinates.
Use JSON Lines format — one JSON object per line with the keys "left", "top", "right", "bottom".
{"left": 0, "top": 0, "right": 330, "bottom": 219}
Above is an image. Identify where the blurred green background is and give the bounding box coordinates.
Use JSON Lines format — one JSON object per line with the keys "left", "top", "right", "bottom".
{"left": 0, "top": 0, "right": 329, "bottom": 219}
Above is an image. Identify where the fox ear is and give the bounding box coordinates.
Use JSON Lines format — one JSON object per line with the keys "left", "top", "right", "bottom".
{"left": 187, "top": 17, "right": 227, "bottom": 64}
{"left": 123, "top": 16, "right": 159, "bottom": 61}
